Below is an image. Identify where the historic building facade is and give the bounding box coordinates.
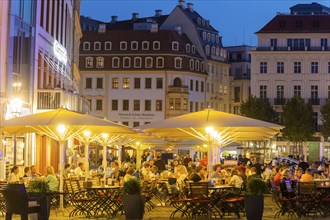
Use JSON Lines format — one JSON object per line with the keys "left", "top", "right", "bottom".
{"left": 79, "top": 0, "right": 231, "bottom": 127}
{"left": 250, "top": 2, "right": 330, "bottom": 159}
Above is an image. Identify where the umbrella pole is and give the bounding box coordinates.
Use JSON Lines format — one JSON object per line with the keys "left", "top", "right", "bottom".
{"left": 103, "top": 144, "right": 107, "bottom": 183}
{"left": 59, "top": 141, "right": 65, "bottom": 210}
{"left": 85, "top": 143, "right": 89, "bottom": 178}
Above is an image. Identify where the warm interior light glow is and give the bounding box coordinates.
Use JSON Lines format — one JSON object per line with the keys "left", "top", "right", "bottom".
{"left": 205, "top": 126, "right": 214, "bottom": 134}
{"left": 83, "top": 130, "right": 91, "bottom": 137}
{"left": 102, "top": 133, "right": 109, "bottom": 139}
{"left": 56, "top": 124, "right": 66, "bottom": 134}
{"left": 136, "top": 141, "right": 140, "bottom": 146}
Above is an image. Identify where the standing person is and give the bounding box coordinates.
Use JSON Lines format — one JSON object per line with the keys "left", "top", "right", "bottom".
{"left": 250, "top": 156, "right": 262, "bottom": 176}
{"left": 8, "top": 166, "right": 20, "bottom": 183}
{"left": 199, "top": 153, "right": 208, "bottom": 167}
{"left": 298, "top": 158, "right": 309, "bottom": 172}
{"left": 183, "top": 153, "right": 192, "bottom": 167}
{"left": 45, "top": 166, "right": 59, "bottom": 191}
{"left": 193, "top": 152, "right": 198, "bottom": 162}
{"left": 30, "top": 165, "right": 41, "bottom": 179}
{"left": 70, "top": 150, "right": 80, "bottom": 167}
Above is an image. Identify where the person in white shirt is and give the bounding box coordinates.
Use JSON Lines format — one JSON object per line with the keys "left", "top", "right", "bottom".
{"left": 8, "top": 166, "right": 20, "bottom": 183}
{"left": 228, "top": 169, "right": 243, "bottom": 188}
{"left": 74, "top": 162, "right": 85, "bottom": 176}
{"left": 262, "top": 164, "right": 273, "bottom": 182}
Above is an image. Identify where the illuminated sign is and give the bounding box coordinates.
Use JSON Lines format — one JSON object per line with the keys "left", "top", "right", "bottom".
{"left": 54, "top": 40, "right": 67, "bottom": 65}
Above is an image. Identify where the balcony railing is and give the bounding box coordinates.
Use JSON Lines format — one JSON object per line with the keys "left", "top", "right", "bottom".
{"left": 308, "top": 98, "right": 320, "bottom": 105}
{"left": 168, "top": 86, "right": 189, "bottom": 94}
{"left": 257, "top": 46, "right": 330, "bottom": 51}
{"left": 274, "top": 98, "right": 286, "bottom": 105}
{"left": 37, "top": 89, "right": 90, "bottom": 113}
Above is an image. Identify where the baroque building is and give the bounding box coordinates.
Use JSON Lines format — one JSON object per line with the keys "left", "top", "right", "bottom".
{"left": 79, "top": 0, "right": 231, "bottom": 127}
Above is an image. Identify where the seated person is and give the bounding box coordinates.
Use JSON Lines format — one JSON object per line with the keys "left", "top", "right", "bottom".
{"left": 300, "top": 168, "right": 314, "bottom": 182}
{"left": 279, "top": 169, "right": 295, "bottom": 199}
{"left": 228, "top": 169, "right": 244, "bottom": 188}
{"left": 209, "top": 164, "right": 224, "bottom": 179}
{"left": 190, "top": 166, "right": 206, "bottom": 182}
{"left": 45, "top": 165, "right": 59, "bottom": 192}
{"left": 123, "top": 167, "right": 136, "bottom": 182}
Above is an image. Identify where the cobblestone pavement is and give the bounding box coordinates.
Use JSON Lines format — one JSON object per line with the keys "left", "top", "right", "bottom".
{"left": 0, "top": 194, "right": 327, "bottom": 220}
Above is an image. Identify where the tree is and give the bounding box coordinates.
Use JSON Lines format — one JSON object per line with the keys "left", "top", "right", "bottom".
{"left": 240, "top": 96, "right": 278, "bottom": 123}
{"left": 321, "top": 99, "right": 330, "bottom": 140}
{"left": 282, "top": 96, "right": 314, "bottom": 149}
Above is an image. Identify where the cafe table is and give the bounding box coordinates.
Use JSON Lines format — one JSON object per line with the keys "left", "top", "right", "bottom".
{"left": 208, "top": 185, "right": 235, "bottom": 218}
{"left": 85, "top": 185, "right": 122, "bottom": 218}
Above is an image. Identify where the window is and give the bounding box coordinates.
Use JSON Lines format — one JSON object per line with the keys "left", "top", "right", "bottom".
{"left": 189, "top": 59, "right": 194, "bottom": 70}
{"left": 112, "top": 57, "right": 120, "bottom": 68}
{"left": 202, "top": 32, "right": 206, "bottom": 40}
{"left": 195, "top": 102, "right": 199, "bottom": 112}
{"left": 122, "top": 122, "right": 129, "bottom": 126}
{"left": 277, "top": 62, "right": 284, "bottom": 74}
{"left": 86, "top": 57, "right": 93, "bottom": 68}
{"left": 83, "top": 42, "right": 90, "bottom": 50}
{"left": 294, "top": 85, "right": 301, "bottom": 97}
{"left": 133, "top": 122, "right": 140, "bottom": 127}
{"left": 145, "top": 57, "right": 153, "bottom": 68}
{"left": 212, "top": 34, "right": 215, "bottom": 42}
{"left": 190, "top": 79, "right": 193, "bottom": 91}
{"left": 123, "top": 100, "right": 129, "bottom": 111}
{"left": 311, "top": 62, "right": 318, "bottom": 74}
{"left": 105, "top": 41, "right": 111, "bottom": 50}
{"left": 134, "top": 57, "right": 142, "bottom": 68}
{"left": 86, "top": 78, "right": 92, "bottom": 89}
{"left": 94, "top": 42, "right": 101, "bottom": 50}
{"left": 134, "top": 100, "right": 140, "bottom": 111}
{"left": 277, "top": 85, "right": 284, "bottom": 99}
{"left": 175, "top": 98, "right": 180, "bottom": 110}
{"left": 183, "top": 98, "right": 188, "bottom": 110}
{"left": 145, "top": 78, "right": 152, "bottom": 89}
{"left": 311, "top": 85, "right": 318, "bottom": 99}
{"left": 156, "top": 57, "right": 164, "bottom": 68}
{"left": 201, "top": 62, "right": 204, "bottom": 72}
{"left": 270, "top": 39, "right": 277, "bottom": 49}
{"left": 260, "top": 62, "right": 267, "bottom": 74}
{"left": 141, "top": 41, "right": 149, "bottom": 50}
{"left": 216, "top": 35, "right": 219, "bottom": 43}
{"left": 153, "top": 41, "right": 160, "bottom": 50}
{"left": 131, "top": 41, "right": 138, "bottom": 50}
{"left": 172, "top": 42, "right": 179, "bottom": 51}
{"left": 169, "top": 98, "right": 174, "bottom": 110}
{"left": 156, "top": 78, "right": 163, "bottom": 89}
{"left": 96, "top": 57, "right": 104, "bottom": 68}
{"left": 195, "top": 61, "right": 200, "bottom": 71}
{"left": 195, "top": 80, "right": 199, "bottom": 92}
{"left": 201, "top": 82, "right": 204, "bottom": 92}
{"left": 211, "top": 46, "right": 215, "bottom": 55}
{"left": 134, "top": 78, "right": 141, "bottom": 89}
{"left": 156, "top": 100, "right": 162, "bottom": 111}
{"left": 123, "top": 78, "right": 130, "bottom": 89}
{"left": 123, "top": 57, "right": 130, "bottom": 68}
{"left": 174, "top": 57, "right": 182, "bottom": 69}
{"left": 260, "top": 85, "right": 267, "bottom": 99}
{"left": 96, "top": 99, "right": 103, "bottom": 110}
{"left": 328, "top": 62, "right": 330, "bottom": 73}
{"left": 96, "top": 78, "right": 103, "bottom": 89}
{"left": 234, "top": 87, "right": 240, "bottom": 102}
{"left": 294, "top": 61, "right": 301, "bottom": 74}
{"left": 190, "top": 101, "right": 193, "bottom": 112}
{"left": 145, "top": 100, "right": 151, "bottom": 111}
{"left": 207, "top": 33, "right": 211, "bottom": 41}
{"left": 112, "top": 78, "right": 118, "bottom": 89}
{"left": 205, "top": 45, "right": 210, "bottom": 55}
{"left": 321, "top": 38, "right": 328, "bottom": 50}
{"left": 192, "top": 45, "right": 196, "bottom": 54}
{"left": 328, "top": 85, "right": 330, "bottom": 98}
{"left": 120, "top": 41, "right": 127, "bottom": 50}
{"left": 186, "top": 44, "right": 191, "bottom": 52}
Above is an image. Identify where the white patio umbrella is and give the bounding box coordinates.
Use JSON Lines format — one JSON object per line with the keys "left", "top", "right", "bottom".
{"left": 0, "top": 108, "right": 135, "bottom": 208}
{"left": 136, "top": 108, "right": 283, "bottom": 172}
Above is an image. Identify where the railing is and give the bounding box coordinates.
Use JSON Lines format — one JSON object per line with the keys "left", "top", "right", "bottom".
{"left": 257, "top": 46, "right": 330, "bottom": 51}
{"left": 308, "top": 98, "right": 320, "bottom": 105}
{"left": 37, "top": 89, "right": 90, "bottom": 113}
{"left": 274, "top": 98, "right": 286, "bottom": 105}
{"left": 167, "top": 86, "right": 189, "bottom": 94}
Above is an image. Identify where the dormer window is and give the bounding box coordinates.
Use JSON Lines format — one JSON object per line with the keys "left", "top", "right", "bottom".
{"left": 156, "top": 57, "right": 164, "bottom": 68}
{"left": 192, "top": 45, "right": 196, "bottom": 54}
{"left": 195, "top": 61, "right": 200, "bottom": 71}
{"left": 153, "top": 41, "right": 160, "bottom": 50}
{"left": 112, "top": 57, "right": 120, "bottom": 68}
{"left": 120, "top": 41, "right": 127, "bottom": 50}
{"left": 201, "top": 62, "right": 205, "bottom": 72}
{"left": 202, "top": 19, "right": 205, "bottom": 26}
{"left": 189, "top": 59, "right": 194, "bottom": 70}
{"left": 83, "top": 42, "right": 90, "bottom": 50}
{"left": 105, "top": 41, "right": 111, "bottom": 50}
{"left": 216, "top": 36, "right": 219, "bottom": 44}
{"left": 207, "top": 33, "right": 211, "bottom": 41}
{"left": 94, "top": 42, "right": 101, "bottom": 50}
{"left": 211, "top": 46, "right": 216, "bottom": 55}
{"left": 145, "top": 57, "right": 153, "bottom": 68}
{"left": 142, "top": 41, "right": 149, "bottom": 50}
{"left": 96, "top": 57, "right": 104, "bottom": 68}
{"left": 216, "top": 47, "right": 219, "bottom": 56}
{"left": 197, "top": 18, "right": 201, "bottom": 25}
{"left": 202, "top": 32, "right": 206, "bottom": 40}
{"left": 205, "top": 45, "right": 210, "bottom": 55}
{"left": 212, "top": 34, "right": 215, "bottom": 42}
{"left": 131, "top": 41, "right": 138, "bottom": 50}
{"left": 86, "top": 57, "right": 93, "bottom": 68}
{"left": 174, "top": 57, "right": 182, "bottom": 69}
{"left": 134, "top": 57, "right": 142, "bottom": 68}
{"left": 123, "top": 57, "right": 130, "bottom": 68}
{"left": 172, "top": 41, "right": 179, "bottom": 51}
{"left": 186, "top": 44, "right": 191, "bottom": 52}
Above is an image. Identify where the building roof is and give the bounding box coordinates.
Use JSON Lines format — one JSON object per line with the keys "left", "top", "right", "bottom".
{"left": 256, "top": 14, "right": 330, "bottom": 34}
{"left": 107, "top": 15, "right": 169, "bottom": 30}
{"left": 290, "top": 2, "right": 330, "bottom": 15}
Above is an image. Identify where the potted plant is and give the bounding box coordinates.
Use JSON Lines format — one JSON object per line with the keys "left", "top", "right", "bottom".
{"left": 123, "top": 178, "right": 145, "bottom": 220}
{"left": 244, "top": 177, "right": 267, "bottom": 220}
{"left": 28, "top": 178, "right": 51, "bottom": 220}
{"left": 28, "top": 178, "right": 50, "bottom": 193}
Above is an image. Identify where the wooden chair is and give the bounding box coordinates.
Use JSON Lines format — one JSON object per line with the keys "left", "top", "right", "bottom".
{"left": 296, "top": 182, "right": 322, "bottom": 217}
{"left": 188, "top": 182, "right": 213, "bottom": 219}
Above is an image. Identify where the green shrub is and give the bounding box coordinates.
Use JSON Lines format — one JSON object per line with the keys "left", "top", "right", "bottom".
{"left": 246, "top": 177, "right": 266, "bottom": 196}
{"left": 28, "top": 178, "right": 50, "bottom": 193}
{"left": 123, "top": 178, "right": 141, "bottom": 195}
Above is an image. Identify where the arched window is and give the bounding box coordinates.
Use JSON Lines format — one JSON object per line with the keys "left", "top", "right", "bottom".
{"left": 202, "top": 32, "right": 206, "bottom": 40}
{"left": 186, "top": 44, "right": 191, "bottom": 52}
{"left": 105, "top": 41, "right": 112, "bottom": 50}
{"left": 216, "top": 47, "right": 220, "bottom": 56}
{"left": 173, "top": 78, "right": 182, "bottom": 87}
{"left": 96, "top": 57, "right": 104, "bottom": 68}
{"left": 207, "top": 33, "right": 211, "bottom": 41}
{"left": 172, "top": 42, "right": 179, "bottom": 51}
{"left": 134, "top": 57, "right": 142, "bottom": 68}
{"left": 83, "top": 42, "right": 90, "bottom": 50}
{"left": 131, "top": 41, "right": 138, "bottom": 50}
{"left": 192, "top": 45, "right": 196, "bottom": 54}
{"left": 85, "top": 57, "right": 93, "bottom": 68}
{"left": 205, "top": 45, "right": 210, "bottom": 55}
{"left": 123, "top": 57, "right": 131, "bottom": 68}
{"left": 94, "top": 41, "right": 101, "bottom": 50}
{"left": 142, "top": 41, "right": 149, "bottom": 50}
{"left": 201, "top": 62, "right": 205, "bottom": 72}
{"left": 212, "top": 34, "right": 215, "bottom": 42}
{"left": 120, "top": 41, "right": 127, "bottom": 50}
{"left": 197, "top": 18, "right": 201, "bottom": 25}
{"left": 211, "top": 46, "right": 216, "bottom": 55}
{"left": 216, "top": 35, "right": 220, "bottom": 44}
{"left": 112, "top": 57, "right": 120, "bottom": 68}
{"left": 153, "top": 41, "right": 160, "bottom": 50}
{"left": 156, "top": 57, "right": 164, "bottom": 68}
{"left": 189, "top": 59, "right": 194, "bottom": 70}
{"left": 174, "top": 57, "right": 182, "bottom": 69}
{"left": 195, "top": 60, "right": 200, "bottom": 71}
{"left": 145, "top": 57, "right": 153, "bottom": 68}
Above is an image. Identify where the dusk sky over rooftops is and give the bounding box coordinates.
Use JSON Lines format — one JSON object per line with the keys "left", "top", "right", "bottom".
{"left": 81, "top": 0, "right": 330, "bottom": 46}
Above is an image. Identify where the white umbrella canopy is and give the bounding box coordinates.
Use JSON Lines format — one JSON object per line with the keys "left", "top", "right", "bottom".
{"left": 0, "top": 108, "right": 135, "bottom": 209}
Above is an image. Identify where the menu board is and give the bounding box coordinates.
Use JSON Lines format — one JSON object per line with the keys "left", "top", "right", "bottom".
{"left": 308, "top": 142, "right": 320, "bottom": 163}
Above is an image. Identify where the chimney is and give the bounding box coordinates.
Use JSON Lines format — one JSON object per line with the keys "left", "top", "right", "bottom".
{"left": 187, "top": 3, "right": 193, "bottom": 11}
{"left": 111, "top": 15, "right": 118, "bottom": 23}
{"left": 175, "top": 26, "right": 182, "bottom": 35}
{"left": 98, "top": 24, "right": 106, "bottom": 33}
{"left": 155, "top": 9, "right": 163, "bottom": 17}
{"left": 132, "top": 12, "right": 139, "bottom": 20}
{"left": 178, "top": 0, "right": 185, "bottom": 7}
